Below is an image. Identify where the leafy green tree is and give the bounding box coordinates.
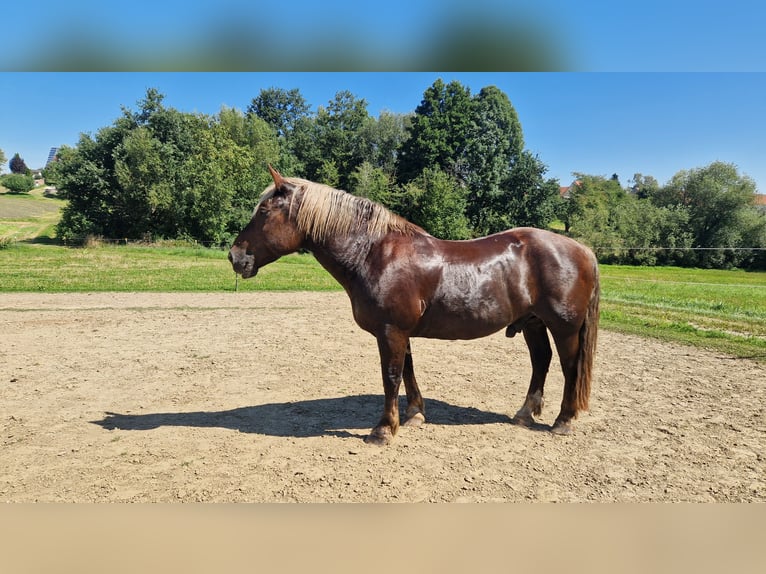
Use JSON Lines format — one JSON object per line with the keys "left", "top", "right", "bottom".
{"left": 316, "top": 159, "right": 341, "bottom": 188}
{"left": 288, "top": 90, "right": 371, "bottom": 190}
{"left": 247, "top": 87, "right": 310, "bottom": 139}
{"left": 9, "top": 153, "right": 29, "bottom": 175}
{"left": 629, "top": 173, "right": 660, "bottom": 199}
{"left": 398, "top": 80, "right": 555, "bottom": 237}
{"left": 313, "top": 90, "right": 371, "bottom": 190}
{"left": 649, "top": 162, "right": 761, "bottom": 268}
{"left": 503, "top": 151, "right": 560, "bottom": 230}
{"left": 0, "top": 149, "right": 6, "bottom": 173}
{"left": 247, "top": 87, "right": 310, "bottom": 175}
{"left": 56, "top": 133, "right": 119, "bottom": 239}
{"left": 1, "top": 173, "right": 35, "bottom": 193}
{"left": 400, "top": 167, "right": 471, "bottom": 240}
{"left": 607, "top": 195, "right": 693, "bottom": 265}
{"left": 112, "top": 126, "right": 167, "bottom": 237}
{"left": 349, "top": 161, "right": 396, "bottom": 207}
{"left": 567, "top": 174, "right": 626, "bottom": 258}
{"left": 398, "top": 79, "right": 474, "bottom": 183}
{"left": 56, "top": 88, "right": 279, "bottom": 245}
{"left": 212, "top": 106, "right": 280, "bottom": 236}
{"left": 357, "top": 110, "right": 411, "bottom": 176}
{"left": 463, "top": 86, "right": 524, "bottom": 234}
{"left": 737, "top": 207, "right": 766, "bottom": 270}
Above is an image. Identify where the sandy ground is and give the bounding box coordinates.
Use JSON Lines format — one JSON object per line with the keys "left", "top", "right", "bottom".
{"left": 1, "top": 291, "right": 764, "bottom": 502}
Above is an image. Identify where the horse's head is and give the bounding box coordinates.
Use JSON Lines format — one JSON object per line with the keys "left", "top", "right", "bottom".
{"left": 228, "top": 165, "right": 305, "bottom": 279}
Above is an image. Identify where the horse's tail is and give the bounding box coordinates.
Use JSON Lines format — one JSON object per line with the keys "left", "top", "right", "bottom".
{"left": 574, "top": 258, "right": 600, "bottom": 414}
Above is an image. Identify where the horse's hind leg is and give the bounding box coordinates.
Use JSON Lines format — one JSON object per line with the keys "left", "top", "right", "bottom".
{"left": 511, "top": 318, "right": 551, "bottom": 427}
{"left": 550, "top": 330, "right": 581, "bottom": 435}
{"left": 402, "top": 340, "right": 425, "bottom": 427}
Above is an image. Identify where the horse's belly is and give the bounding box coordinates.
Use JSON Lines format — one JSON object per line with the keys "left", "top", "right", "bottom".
{"left": 412, "top": 306, "right": 511, "bottom": 340}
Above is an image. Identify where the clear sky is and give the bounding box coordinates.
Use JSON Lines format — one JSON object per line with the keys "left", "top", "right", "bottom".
{"left": 3, "top": 1, "right": 766, "bottom": 72}
{"left": 2, "top": 72, "right": 764, "bottom": 193}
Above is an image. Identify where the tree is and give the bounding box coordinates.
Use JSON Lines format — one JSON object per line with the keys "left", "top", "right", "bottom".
{"left": 566, "top": 174, "right": 626, "bottom": 258}
{"left": 398, "top": 80, "right": 552, "bottom": 237}
{"left": 0, "top": 148, "right": 6, "bottom": 173}
{"left": 400, "top": 167, "right": 471, "bottom": 240}
{"left": 397, "top": 79, "right": 474, "bottom": 183}
{"left": 295, "top": 90, "right": 371, "bottom": 190}
{"left": 629, "top": 173, "right": 659, "bottom": 199}
{"left": 349, "top": 161, "right": 397, "bottom": 207}
{"left": 1, "top": 173, "right": 35, "bottom": 193}
{"left": 9, "top": 153, "right": 29, "bottom": 175}
{"left": 649, "top": 161, "right": 761, "bottom": 268}
{"left": 503, "top": 151, "right": 560, "bottom": 230}
{"left": 357, "top": 110, "right": 411, "bottom": 176}
{"left": 608, "top": 196, "right": 693, "bottom": 266}
{"left": 464, "top": 86, "right": 526, "bottom": 234}
{"left": 56, "top": 88, "right": 279, "bottom": 245}
{"left": 247, "top": 87, "right": 310, "bottom": 139}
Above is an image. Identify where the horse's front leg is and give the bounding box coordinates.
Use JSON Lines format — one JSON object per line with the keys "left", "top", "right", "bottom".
{"left": 366, "top": 328, "right": 408, "bottom": 445}
{"left": 402, "top": 340, "right": 425, "bottom": 427}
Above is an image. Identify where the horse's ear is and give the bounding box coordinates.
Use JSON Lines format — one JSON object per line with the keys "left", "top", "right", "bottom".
{"left": 268, "top": 164, "right": 285, "bottom": 188}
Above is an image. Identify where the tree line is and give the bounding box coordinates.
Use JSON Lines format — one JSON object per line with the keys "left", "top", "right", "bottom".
{"left": 43, "top": 81, "right": 766, "bottom": 269}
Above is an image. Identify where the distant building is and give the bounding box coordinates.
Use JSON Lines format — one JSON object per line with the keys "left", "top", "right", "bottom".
{"left": 559, "top": 180, "right": 581, "bottom": 199}
{"left": 45, "top": 147, "right": 58, "bottom": 167}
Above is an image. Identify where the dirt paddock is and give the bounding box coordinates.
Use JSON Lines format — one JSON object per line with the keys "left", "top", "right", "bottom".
{"left": 1, "top": 292, "right": 764, "bottom": 502}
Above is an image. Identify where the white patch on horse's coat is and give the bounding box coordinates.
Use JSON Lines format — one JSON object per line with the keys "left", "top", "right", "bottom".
{"left": 514, "top": 390, "right": 544, "bottom": 420}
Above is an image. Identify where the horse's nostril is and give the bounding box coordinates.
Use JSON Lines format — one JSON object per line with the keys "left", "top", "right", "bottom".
{"left": 227, "top": 251, "right": 233, "bottom": 263}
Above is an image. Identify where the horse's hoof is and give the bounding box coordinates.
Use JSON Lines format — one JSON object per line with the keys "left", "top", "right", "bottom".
{"left": 511, "top": 414, "right": 535, "bottom": 427}
{"left": 403, "top": 412, "right": 425, "bottom": 428}
{"left": 551, "top": 421, "right": 573, "bottom": 435}
{"left": 365, "top": 427, "right": 394, "bottom": 446}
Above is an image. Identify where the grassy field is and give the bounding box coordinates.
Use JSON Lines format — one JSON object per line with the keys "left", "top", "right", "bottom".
{"left": 0, "top": 244, "right": 340, "bottom": 292}
{"left": 0, "top": 189, "right": 63, "bottom": 242}
{"left": 2, "top": 191, "right": 764, "bottom": 360}
{"left": 599, "top": 266, "right": 766, "bottom": 360}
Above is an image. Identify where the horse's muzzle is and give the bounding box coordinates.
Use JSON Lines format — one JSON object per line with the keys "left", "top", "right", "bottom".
{"left": 228, "top": 247, "right": 257, "bottom": 279}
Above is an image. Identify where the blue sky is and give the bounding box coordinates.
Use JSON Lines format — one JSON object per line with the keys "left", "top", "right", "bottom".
{"left": 2, "top": 73, "right": 765, "bottom": 193}
{"left": 4, "top": 1, "right": 766, "bottom": 72}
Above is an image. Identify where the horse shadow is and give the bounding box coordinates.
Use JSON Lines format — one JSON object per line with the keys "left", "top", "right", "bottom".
{"left": 91, "top": 394, "right": 526, "bottom": 439}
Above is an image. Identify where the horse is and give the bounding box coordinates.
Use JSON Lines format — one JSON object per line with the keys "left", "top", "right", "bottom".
{"left": 229, "top": 166, "right": 600, "bottom": 445}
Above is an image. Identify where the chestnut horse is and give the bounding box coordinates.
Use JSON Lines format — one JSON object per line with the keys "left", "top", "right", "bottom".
{"left": 229, "top": 167, "right": 600, "bottom": 445}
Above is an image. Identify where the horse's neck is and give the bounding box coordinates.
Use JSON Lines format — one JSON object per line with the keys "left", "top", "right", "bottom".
{"left": 305, "top": 234, "right": 375, "bottom": 291}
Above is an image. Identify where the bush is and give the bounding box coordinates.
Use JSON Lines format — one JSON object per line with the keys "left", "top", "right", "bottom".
{"left": 1, "top": 173, "right": 35, "bottom": 193}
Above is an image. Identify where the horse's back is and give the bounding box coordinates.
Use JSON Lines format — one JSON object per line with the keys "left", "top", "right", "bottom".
{"left": 412, "top": 228, "right": 597, "bottom": 338}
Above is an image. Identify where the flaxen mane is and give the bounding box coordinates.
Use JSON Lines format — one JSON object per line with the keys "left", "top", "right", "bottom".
{"left": 262, "top": 177, "right": 421, "bottom": 242}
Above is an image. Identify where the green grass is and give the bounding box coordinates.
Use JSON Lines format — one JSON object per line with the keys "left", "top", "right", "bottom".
{"left": 0, "top": 189, "right": 64, "bottom": 242}
{"left": 0, "top": 243, "right": 340, "bottom": 292}
{"left": 600, "top": 265, "right": 766, "bottom": 360}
